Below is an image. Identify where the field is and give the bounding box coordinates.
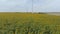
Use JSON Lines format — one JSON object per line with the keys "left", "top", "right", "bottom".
{"left": 0, "top": 12, "right": 60, "bottom": 34}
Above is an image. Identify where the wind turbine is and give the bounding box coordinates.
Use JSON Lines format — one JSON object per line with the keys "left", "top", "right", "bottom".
{"left": 32, "top": 0, "right": 33, "bottom": 13}
{"left": 26, "top": 0, "right": 33, "bottom": 13}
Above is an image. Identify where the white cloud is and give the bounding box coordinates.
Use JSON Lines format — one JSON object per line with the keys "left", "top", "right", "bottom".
{"left": 0, "top": 0, "right": 28, "bottom": 12}
{"left": 0, "top": 0, "right": 60, "bottom": 12}
{"left": 41, "top": 0, "right": 60, "bottom": 12}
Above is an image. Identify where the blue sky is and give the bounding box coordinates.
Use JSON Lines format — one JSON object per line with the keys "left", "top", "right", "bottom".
{"left": 0, "top": 0, "right": 60, "bottom": 12}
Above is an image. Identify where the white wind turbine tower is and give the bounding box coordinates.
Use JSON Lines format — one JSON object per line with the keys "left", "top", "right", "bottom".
{"left": 32, "top": 0, "right": 39, "bottom": 13}
{"left": 25, "top": 0, "right": 34, "bottom": 13}
{"left": 32, "top": 0, "right": 33, "bottom": 13}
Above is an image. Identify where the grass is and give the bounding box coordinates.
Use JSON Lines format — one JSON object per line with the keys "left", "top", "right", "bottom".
{"left": 0, "top": 13, "right": 60, "bottom": 34}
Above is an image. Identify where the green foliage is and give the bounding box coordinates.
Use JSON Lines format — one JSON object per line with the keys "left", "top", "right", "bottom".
{"left": 0, "top": 13, "right": 60, "bottom": 34}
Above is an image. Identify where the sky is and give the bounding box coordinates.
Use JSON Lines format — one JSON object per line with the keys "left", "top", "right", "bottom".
{"left": 0, "top": 0, "right": 60, "bottom": 12}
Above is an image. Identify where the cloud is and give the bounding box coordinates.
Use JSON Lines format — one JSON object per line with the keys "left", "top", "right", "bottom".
{"left": 42, "top": 0, "right": 60, "bottom": 12}
{"left": 0, "top": 0, "right": 28, "bottom": 12}
{"left": 0, "top": 0, "right": 60, "bottom": 12}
